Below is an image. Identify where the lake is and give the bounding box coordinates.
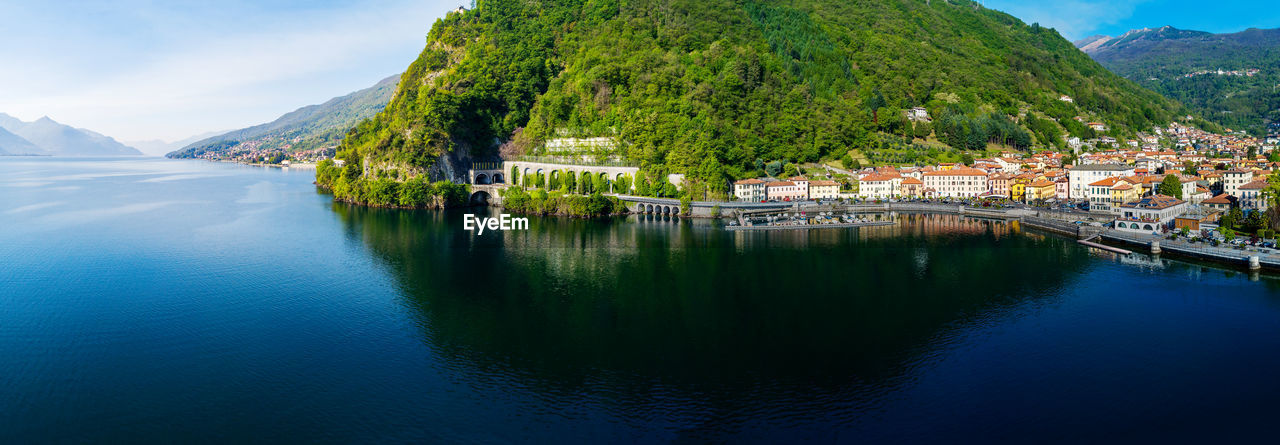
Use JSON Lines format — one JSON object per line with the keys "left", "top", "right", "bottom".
{"left": 3, "top": 157, "right": 1280, "bottom": 443}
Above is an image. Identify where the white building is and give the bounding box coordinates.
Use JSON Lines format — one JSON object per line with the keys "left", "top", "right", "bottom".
{"left": 1222, "top": 170, "right": 1254, "bottom": 198}
{"left": 1068, "top": 164, "right": 1135, "bottom": 200}
{"left": 1115, "top": 195, "right": 1188, "bottom": 234}
{"left": 921, "top": 167, "right": 988, "bottom": 198}
{"left": 857, "top": 174, "right": 899, "bottom": 199}
{"left": 1240, "top": 180, "right": 1270, "bottom": 211}
{"left": 733, "top": 178, "right": 766, "bottom": 202}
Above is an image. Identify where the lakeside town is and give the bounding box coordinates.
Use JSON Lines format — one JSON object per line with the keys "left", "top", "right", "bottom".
{"left": 732, "top": 120, "right": 1280, "bottom": 244}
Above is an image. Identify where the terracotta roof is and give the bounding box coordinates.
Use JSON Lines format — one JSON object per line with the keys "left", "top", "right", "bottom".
{"left": 766, "top": 181, "right": 795, "bottom": 187}
{"left": 861, "top": 174, "right": 898, "bottom": 182}
{"left": 922, "top": 167, "right": 987, "bottom": 177}
{"left": 1241, "top": 179, "right": 1269, "bottom": 190}
{"left": 734, "top": 178, "right": 765, "bottom": 185}
{"left": 1202, "top": 194, "right": 1233, "bottom": 204}
{"left": 1089, "top": 177, "right": 1122, "bottom": 187}
{"left": 902, "top": 177, "right": 923, "bottom": 185}
{"left": 1120, "top": 194, "right": 1185, "bottom": 210}
{"left": 1029, "top": 179, "right": 1055, "bottom": 187}
{"left": 1113, "top": 183, "right": 1133, "bottom": 191}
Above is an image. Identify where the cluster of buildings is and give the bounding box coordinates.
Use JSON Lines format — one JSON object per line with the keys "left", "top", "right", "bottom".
{"left": 730, "top": 131, "right": 1278, "bottom": 234}
{"left": 187, "top": 137, "right": 335, "bottom": 164}
{"left": 1181, "top": 68, "right": 1260, "bottom": 79}
{"left": 732, "top": 176, "right": 841, "bottom": 202}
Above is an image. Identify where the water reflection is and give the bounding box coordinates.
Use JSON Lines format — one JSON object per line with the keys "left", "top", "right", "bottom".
{"left": 331, "top": 207, "right": 1091, "bottom": 391}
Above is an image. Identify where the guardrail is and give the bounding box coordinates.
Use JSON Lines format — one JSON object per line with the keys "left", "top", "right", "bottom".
{"left": 511, "top": 156, "right": 640, "bottom": 168}
{"left": 1101, "top": 231, "right": 1280, "bottom": 270}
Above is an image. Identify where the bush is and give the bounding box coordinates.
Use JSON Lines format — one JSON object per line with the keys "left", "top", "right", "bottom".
{"left": 367, "top": 179, "right": 400, "bottom": 206}
{"left": 398, "top": 177, "right": 433, "bottom": 206}
{"left": 501, "top": 187, "right": 624, "bottom": 217}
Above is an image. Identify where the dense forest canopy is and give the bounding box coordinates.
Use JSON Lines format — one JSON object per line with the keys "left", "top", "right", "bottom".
{"left": 337, "top": 0, "right": 1185, "bottom": 188}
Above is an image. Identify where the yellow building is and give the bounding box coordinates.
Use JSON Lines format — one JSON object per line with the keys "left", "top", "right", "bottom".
{"left": 1110, "top": 182, "right": 1141, "bottom": 210}
{"left": 1025, "top": 179, "right": 1057, "bottom": 202}
{"left": 1010, "top": 173, "right": 1045, "bottom": 202}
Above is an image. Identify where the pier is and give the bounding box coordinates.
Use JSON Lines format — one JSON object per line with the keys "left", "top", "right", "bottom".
{"left": 726, "top": 221, "right": 896, "bottom": 231}
{"left": 1099, "top": 231, "right": 1280, "bottom": 271}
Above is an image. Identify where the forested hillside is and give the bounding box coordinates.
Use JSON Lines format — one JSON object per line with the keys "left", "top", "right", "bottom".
{"left": 1078, "top": 26, "right": 1280, "bottom": 135}
{"left": 328, "top": 0, "right": 1185, "bottom": 202}
{"left": 168, "top": 75, "right": 400, "bottom": 158}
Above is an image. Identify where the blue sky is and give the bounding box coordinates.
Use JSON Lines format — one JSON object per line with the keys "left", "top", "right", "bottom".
{"left": 0, "top": 0, "right": 461, "bottom": 142}
{"left": 0, "top": 0, "right": 1274, "bottom": 143}
{"left": 985, "top": 0, "right": 1280, "bottom": 40}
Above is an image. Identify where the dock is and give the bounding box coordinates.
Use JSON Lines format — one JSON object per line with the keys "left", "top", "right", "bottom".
{"left": 726, "top": 221, "right": 897, "bottom": 231}
{"left": 1077, "top": 239, "right": 1132, "bottom": 255}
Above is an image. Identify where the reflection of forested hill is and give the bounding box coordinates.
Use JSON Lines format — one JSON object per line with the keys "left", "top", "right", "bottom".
{"left": 329, "top": 208, "right": 1091, "bottom": 395}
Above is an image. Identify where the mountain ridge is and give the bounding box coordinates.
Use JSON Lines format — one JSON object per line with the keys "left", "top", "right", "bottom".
{"left": 166, "top": 74, "right": 401, "bottom": 159}
{"left": 0, "top": 113, "right": 141, "bottom": 156}
{"left": 1075, "top": 25, "right": 1280, "bottom": 134}
{"left": 329, "top": 0, "right": 1186, "bottom": 198}
{"left": 0, "top": 126, "right": 41, "bottom": 155}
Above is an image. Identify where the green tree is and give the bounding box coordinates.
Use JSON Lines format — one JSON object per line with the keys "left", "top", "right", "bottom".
{"left": 614, "top": 174, "right": 632, "bottom": 194}
{"left": 564, "top": 171, "right": 577, "bottom": 193}
{"left": 1222, "top": 207, "right": 1244, "bottom": 230}
{"left": 783, "top": 163, "right": 800, "bottom": 178}
{"left": 766, "top": 161, "right": 782, "bottom": 178}
{"left": 1157, "top": 174, "right": 1183, "bottom": 199}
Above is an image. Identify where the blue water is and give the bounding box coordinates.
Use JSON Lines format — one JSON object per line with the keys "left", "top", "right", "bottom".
{"left": 2, "top": 157, "right": 1279, "bottom": 442}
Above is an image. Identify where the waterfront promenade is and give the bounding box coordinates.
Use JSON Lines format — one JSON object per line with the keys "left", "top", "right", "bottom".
{"left": 1099, "top": 231, "right": 1280, "bottom": 270}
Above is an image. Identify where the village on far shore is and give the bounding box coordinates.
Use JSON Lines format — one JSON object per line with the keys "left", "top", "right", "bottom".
{"left": 733, "top": 119, "right": 1280, "bottom": 240}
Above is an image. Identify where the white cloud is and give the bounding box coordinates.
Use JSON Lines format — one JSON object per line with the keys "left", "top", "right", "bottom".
{"left": 0, "top": 0, "right": 456, "bottom": 141}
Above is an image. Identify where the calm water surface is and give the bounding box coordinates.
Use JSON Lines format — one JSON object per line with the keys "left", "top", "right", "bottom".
{"left": 3, "top": 157, "right": 1280, "bottom": 443}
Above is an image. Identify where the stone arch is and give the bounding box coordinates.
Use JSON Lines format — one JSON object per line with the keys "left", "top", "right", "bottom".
{"left": 475, "top": 173, "right": 490, "bottom": 185}
{"left": 1144, "top": 224, "right": 1154, "bottom": 231}
{"left": 646, "top": 204, "right": 653, "bottom": 214}
{"left": 662, "top": 206, "right": 670, "bottom": 215}
{"left": 469, "top": 190, "right": 491, "bottom": 206}
{"left": 493, "top": 173, "right": 505, "bottom": 184}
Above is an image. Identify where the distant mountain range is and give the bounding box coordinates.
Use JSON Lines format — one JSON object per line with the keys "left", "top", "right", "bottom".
{"left": 0, "top": 113, "right": 141, "bottom": 156}
{"left": 0, "top": 126, "right": 41, "bottom": 155}
{"left": 125, "top": 131, "right": 228, "bottom": 157}
{"left": 1076, "top": 26, "right": 1280, "bottom": 135}
{"left": 166, "top": 74, "right": 400, "bottom": 159}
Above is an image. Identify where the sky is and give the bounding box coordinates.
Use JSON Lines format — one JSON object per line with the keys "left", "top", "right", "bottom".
{"left": 984, "top": 0, "right": 1280, "bottom": 41}
{"left": 0, "top": 0, "right": 461, "bottom": 143}
{"left": 0, "top": 0, "right": 1275, "bottom": 144}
